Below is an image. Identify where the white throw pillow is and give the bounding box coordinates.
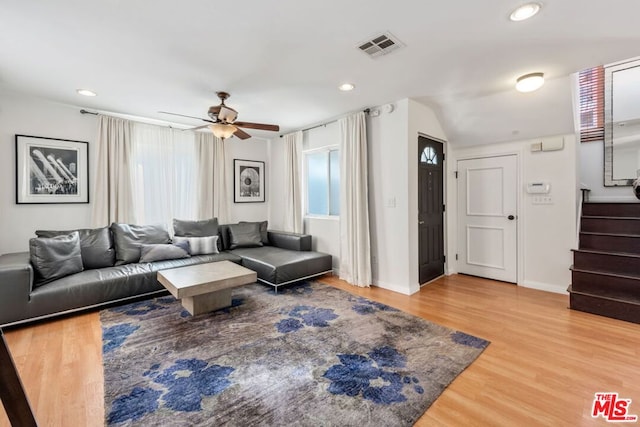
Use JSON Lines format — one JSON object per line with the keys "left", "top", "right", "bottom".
{"left": 172, "top": 235, "right": 219, "bottom": 255}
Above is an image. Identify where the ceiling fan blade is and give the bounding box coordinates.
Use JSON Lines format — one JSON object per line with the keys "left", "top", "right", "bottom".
{"left": 158, "top": 111, "right": 215, "bottom": 123}
{"left": 234, "top": 121, "right": 280, "bottom": 132}
{"left": 233, "top": 128, "right": 252, "bottom": 140}
{"left": 190, "top": 124, "right": 211, "bottom": 131}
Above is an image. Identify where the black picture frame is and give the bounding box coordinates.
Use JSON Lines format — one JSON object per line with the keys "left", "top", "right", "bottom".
{"left": 233, "top": 159, "right": 265, "bottom": 203}
{"left": 15, "top": 134, "right": 89, "bottom": 204}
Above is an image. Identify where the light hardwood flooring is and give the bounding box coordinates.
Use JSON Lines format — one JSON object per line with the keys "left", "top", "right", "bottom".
{"left": 1, "top": 274, "right": 639, "bottom": 426}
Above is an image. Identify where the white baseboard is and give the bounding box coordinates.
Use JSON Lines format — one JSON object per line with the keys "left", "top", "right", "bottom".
{"left": 520, "top": 280, "right": 568, "bottom": 295}
{"left": 372, "top": 279, "right": 413, "bottom": 295}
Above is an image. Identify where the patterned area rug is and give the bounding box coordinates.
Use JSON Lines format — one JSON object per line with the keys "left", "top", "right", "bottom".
{"left": 101, "top": 281, "right": 489, "bottom": 426}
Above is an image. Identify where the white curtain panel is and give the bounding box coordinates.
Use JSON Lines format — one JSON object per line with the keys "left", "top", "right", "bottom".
{"left": 212, "top": 135, "right": 229, "bottom": 224}
{"left": 283, "top": 131, "right": 303, "bottom": 233}
{"left": 196, "top": 132, "right": 214, "bottom": 219}
{"left": 130, "top": 123, "right": 198, "bottom": 226}
{"left": 339, "top": 112, "right": 372, "bottom": 287}
{"left": 91, "top": 115, "right": 137, "bottom": 226}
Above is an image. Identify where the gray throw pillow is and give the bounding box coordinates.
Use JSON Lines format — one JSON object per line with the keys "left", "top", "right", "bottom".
{"left": 29, "top": 231, "right": 84, "bottom": 286}
{"left": 110, "top": 223, "right": 171, "bottom": 265}
{"left": 239, "top": 221, "right": 269, "bottom": 245}
{"left": 228, "top": 223, "right": 263, "bottom": 249}
{"left": 35, "top": 227, "right": 115, "bottom": 269}
{"left": 173, "top": 218, "right": 219, "bottom": 237}
{"left": 172, "top": 235, "right": 219, "bottom": 255}
{"left": 139, "top": 244, "right": 190, "bottom": 263}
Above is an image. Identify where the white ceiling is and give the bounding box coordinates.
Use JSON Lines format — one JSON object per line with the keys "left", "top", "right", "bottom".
{"left": 2, "top": 1, "right": 640, "bottom": 146}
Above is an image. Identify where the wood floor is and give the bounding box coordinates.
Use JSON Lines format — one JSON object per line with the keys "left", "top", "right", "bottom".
{"left": 1, "top": 274, "right": 639, "bottom": 426}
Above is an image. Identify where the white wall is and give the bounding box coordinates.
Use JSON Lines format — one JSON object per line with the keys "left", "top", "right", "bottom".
{"left": 0, "top": 89, "right": 98, "bottom": 254}
{"left": 579, "top": 140, "right": 638, "bottom": 202}
{"left": 0, "top": 88, "right": 269, "bottom": 254}
{"left": 447, "top": 134, "right": 577, "bottom": 294}
{"left": 367, "top": 99, "right": 448, "bottom": 295}
{"left": 225, "top": 138, "right": 270, "bottom": 222}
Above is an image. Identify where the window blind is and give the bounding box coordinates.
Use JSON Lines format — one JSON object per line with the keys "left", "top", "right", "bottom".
{"left": 578, "top": 65, "right": 604, "bottom": 143}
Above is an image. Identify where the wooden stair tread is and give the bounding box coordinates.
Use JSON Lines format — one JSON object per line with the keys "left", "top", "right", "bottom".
{"left": 570, "top": 266, "right": 640, "bottom": 281}
{"left": 568, "top": 285, "right": 640, "bottom": 305}
{"left": 571, "top": 248, "right": 640, "bottom": 258}
{"left": 582, "top": 215, "right": 640, "bottom": 220}
{"left": 580, "top": 231, "right": 640, "bottom": 238}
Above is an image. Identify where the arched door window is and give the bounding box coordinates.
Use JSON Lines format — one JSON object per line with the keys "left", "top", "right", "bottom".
{"left": 420, "top": 146, "right": 437, "bottom": 165}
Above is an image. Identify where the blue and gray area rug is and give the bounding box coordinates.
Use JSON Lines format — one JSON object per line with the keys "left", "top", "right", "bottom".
{"left": 101, "top": 281, "right": 489, "bottom": 426}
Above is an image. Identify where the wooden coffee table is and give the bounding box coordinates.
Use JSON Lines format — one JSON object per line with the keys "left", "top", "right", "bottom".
{"left": 157, "top": 261, "right": 257, "bottom": 316}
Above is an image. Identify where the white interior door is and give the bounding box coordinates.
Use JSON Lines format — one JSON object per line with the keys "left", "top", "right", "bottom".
{"left": 457, "top": 155, "right": 517, "bottom": 283}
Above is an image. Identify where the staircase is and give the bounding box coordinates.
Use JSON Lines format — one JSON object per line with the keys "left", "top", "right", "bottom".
{"left": 569, "top": 202, "right": 640, "bottom": 324}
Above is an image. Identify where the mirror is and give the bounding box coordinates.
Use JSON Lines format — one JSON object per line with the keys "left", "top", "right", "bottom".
{"left": 605, "top": 58, "right": 640, "bottom": 186}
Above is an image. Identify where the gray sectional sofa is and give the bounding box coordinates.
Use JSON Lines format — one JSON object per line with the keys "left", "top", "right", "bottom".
{"left": 0, "top": 220, "right": 332, "bottom": 327}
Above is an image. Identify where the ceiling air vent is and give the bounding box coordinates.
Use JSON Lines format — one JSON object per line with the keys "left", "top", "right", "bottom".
{"left": 357, "top": 32, "right": 404, "bottom": 58}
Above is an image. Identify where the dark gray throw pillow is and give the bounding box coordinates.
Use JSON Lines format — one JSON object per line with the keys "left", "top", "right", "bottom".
{"left": 173, "top": 218, "right": 219, "bottom": 237}
{"left": 110, "top": 223, "right": 171, "bottom": 265}
{"left": 35, "top": 227, "right": 115, "bottom": 269}
{"left": 29, "top": 231, "right": 84, "bottom": 286}
{"left": 139, "top": 244, "right": 190, "bottom": 263}
{"left": 228, "top": 222, "right": 263, "bottom": 249}
{"left": 239, "top": 220, "right": 269, "bottom": 245}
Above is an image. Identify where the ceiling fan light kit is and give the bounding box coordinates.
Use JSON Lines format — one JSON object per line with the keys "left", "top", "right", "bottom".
{"left": 209, "top": 123, "right": 237, "bottom": 139}
{"left": 516, "top": 72, "right": 545, "bottom": 92}
{"left": 160, "top": 91, "right": 279, "bottom": 140}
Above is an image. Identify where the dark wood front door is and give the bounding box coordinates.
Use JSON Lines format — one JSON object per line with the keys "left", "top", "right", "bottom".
{"left": 418, "top": 136, "right": 444, "bottom": 284}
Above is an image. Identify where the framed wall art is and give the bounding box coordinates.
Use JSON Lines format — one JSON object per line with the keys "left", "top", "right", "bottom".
{"left": 234, "top": 159, "right": 265, "bottom": 203}
{"left": 15, "top": 134, "right": 89, "bottom": 204}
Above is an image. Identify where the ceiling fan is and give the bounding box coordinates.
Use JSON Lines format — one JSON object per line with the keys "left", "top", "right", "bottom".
{"left": 159, "top": 91, "right": 279, "bottom": 140}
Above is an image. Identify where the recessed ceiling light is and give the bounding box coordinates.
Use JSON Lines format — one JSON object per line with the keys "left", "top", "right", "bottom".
{"left": 338, "top": 83, "right": 355, "bottom": 91}
{"left": 516, "top": 72, "right": 545, "bottom": 92}
{"left": 77, "top": 89, "right": 97, "bottom": 97}
{"left": 509, "top": 3, "right": 542, "bottom": 21}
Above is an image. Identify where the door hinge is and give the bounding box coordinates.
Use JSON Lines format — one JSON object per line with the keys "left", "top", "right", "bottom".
{"left": 454, "top": 171, "right": 458, "bottom": 178}
{"left": 443, "top": 255, "right": 446, "bottom": 263}
{"left": 442, "top": 153, "right": 445, "bottom": 161}
{"left": 455, "top": 254, "right": 458, "bottom": 260}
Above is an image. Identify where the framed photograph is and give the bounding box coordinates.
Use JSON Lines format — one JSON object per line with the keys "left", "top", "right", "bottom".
{"left": 15, "top": 135, "right": 89, "bottom": 204}
{"left": 234, "top": 159, "right": 265, "bottom": 203}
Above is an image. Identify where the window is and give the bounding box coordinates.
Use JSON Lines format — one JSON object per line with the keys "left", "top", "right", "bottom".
{"left": 305, "top": 148, "right": 339, "bottom": 216}
{"left": 420, "top": 146, "right": 438, "bottom": 164}
{"left": 578, "top": 65, "right": 605, "bottom": 143}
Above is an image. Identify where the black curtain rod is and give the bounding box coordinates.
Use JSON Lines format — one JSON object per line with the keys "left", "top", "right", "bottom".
{"left": 279, "top": 108, "right": 370, "bottom": 138}
{"left": 80, "top": 109, "right": 98, "bottom": 115}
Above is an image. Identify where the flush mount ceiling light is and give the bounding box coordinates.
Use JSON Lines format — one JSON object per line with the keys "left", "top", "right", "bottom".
{"left": 76, "top": 89, "right": 97, "bottom": 97}
{"left": 516, "top": 72, "right": 545, "bottom": 92}
{"left": 209, "top": 123, "right": 237, "bottom": 139}
{"left": 338, "top": 83, "right": 355, "bottom": 91}
{"left": 509, "top": 2, "right": 542, "bottom": 21}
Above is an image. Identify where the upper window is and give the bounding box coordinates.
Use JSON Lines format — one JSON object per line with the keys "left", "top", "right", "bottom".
{"left": 305, "top": 148, "right": 340, "bottom": 216}
{"left": 420, "top": 146, "right": 438, "bottom": 165}
{"left": 578, "top": 65, "right": 605, "bottom": 143}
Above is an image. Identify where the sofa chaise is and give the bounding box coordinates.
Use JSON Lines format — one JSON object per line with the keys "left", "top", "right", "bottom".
{"left": 0, "top": 220, "right": 332, "bottom": 327}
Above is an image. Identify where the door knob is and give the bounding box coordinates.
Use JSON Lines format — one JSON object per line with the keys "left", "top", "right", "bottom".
{"left": 419, "top": 221, "right": 425, "bottom": 225}
{"left": 507, "top": 215, "right": 515, "bottom": 220}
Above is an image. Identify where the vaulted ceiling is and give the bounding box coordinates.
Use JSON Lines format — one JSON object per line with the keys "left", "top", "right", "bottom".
{"left": 2, "top": 1, "right": 639, "bottom": 146}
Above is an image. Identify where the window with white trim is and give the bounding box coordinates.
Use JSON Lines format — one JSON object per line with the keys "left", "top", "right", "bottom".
{"left": 305, "top": 148, "right": 340, "bottom": 216}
